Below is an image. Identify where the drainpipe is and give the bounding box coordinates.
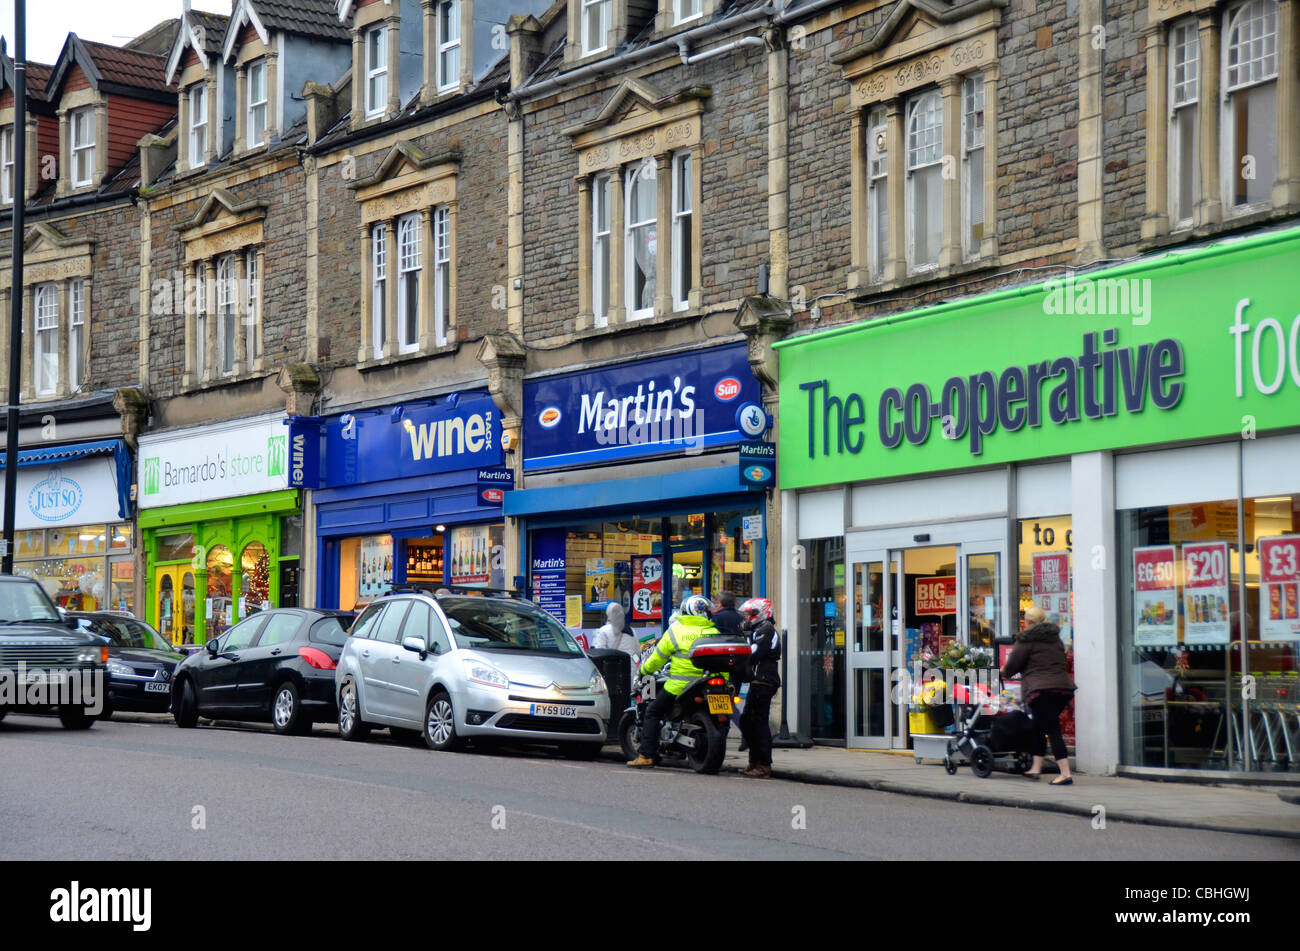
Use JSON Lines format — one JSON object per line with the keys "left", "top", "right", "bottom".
{"left": 676, "top": 34, "right": 766, "bottom": 66}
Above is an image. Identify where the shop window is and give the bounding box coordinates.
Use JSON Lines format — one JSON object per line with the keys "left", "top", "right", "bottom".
{"left": 1119, "top": 494, "right": 1300, "bottom": 771}
{"left": 804, "top": 537, "right": 846, "bottom": 742}
{"left": 710, "top": 510, "right": 757, "bottom": 602}
{"left": 242, "top": 542, "right": 270, "bottom": 615}
{"left": 206, "top": 545, "right": 234, "bottom": 638}
{"left": 280, "top": 514, "right": 302, "bottom": 560}
{"left": 966, "top": 551, "right": 1000, "bottom": 648}
{"left": 1017, "top": 517, "right": 1075, "bottom": 644}
{"left": 157, "top": 533, "right": 195, "bottom": 562}
{"left": 406, "top": 538, "right": 445, "bottom": 584}
{"left": 339, "top": 534, "right": 393, "bottom": 610}
{"left": 110, "top": 558, "right": 134, "bottom": 614}
{"left": 110, "top": 524, "right": 132, "bottom": 550}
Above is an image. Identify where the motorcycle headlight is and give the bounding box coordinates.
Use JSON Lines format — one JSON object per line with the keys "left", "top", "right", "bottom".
{"left": 106, "top": 660, "right": 133, "bottom": 677}
{"left": 589, "top": 671, "right": 607, "bottom": 695}
{"left": 464, "top": 659, "right": 510, "bottom": 689}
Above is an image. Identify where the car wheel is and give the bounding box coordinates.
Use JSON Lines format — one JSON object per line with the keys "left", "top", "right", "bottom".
{"left": 175, "top": 678, "right": 198, "bottom": 728}
{"left": 98, "top": 702, "right": 114, "bottom": 721}
{"left": 59, "top": 707, "right": 96, "bottom": 730}
{"left": 423, "top": 690, "right": 463, "bottom": 752}
{"left": 337, "top": 678, "right": 370, "bottom": 741}
{"left": 272, "top": 682, "right": 310, "bottom": 736}
{"left": 560, "top": 742, "right": 601, "bottom": 761}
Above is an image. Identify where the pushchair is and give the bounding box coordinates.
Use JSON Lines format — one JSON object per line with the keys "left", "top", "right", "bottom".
{"left": 942, "top": 683, "right": 1035, "bottom": 778}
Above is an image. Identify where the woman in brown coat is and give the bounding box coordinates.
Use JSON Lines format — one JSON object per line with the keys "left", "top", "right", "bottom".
{"left": 1000, "top": 606, "right": 1076, "bottom": 784}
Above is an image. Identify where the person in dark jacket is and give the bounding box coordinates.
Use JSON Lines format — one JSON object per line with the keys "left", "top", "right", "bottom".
{"left": 710, "top": 592, "right": 745, "bottom": 638}
{"left": 738, "top": 597, "right": 780, "bottom": 778}
{"left": 1001, "top": 606, "right": 1076, "bottom": 784}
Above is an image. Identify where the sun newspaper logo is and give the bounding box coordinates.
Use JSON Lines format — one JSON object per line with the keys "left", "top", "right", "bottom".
{"left": 538, "top": 407, "right": 562, "bottom": 428}
{"left": 714, "top": 378, "right": 742, "bottom": 401}
{"left": 50, "top": 882, "right": 151, "bottom": 931}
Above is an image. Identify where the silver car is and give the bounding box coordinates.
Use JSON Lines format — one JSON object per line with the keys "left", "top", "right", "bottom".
{"left": 335, "top": 592, "right": 609, "bottom": 756}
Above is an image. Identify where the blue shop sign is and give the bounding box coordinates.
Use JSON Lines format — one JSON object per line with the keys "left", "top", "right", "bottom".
{"left": 317, "top": 396, "right": 504, "bottom": 488}
{"left": 522, "top": 343, "right": 760, "bottom": 471}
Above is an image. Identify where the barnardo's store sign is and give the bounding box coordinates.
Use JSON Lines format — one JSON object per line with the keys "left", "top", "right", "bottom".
{"left": 523, "top": 343, "right": 761, "bottom": 471}
{"left": 775, "top": 228, "right": 1300, "bottom": 490}
{"left": 139, "top": 415, "right": 290, "bottom": 508}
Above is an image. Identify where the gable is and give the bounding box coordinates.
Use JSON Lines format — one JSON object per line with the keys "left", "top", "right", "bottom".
{"left": 351, "top": 141, "right": 460, "bottom": 222}
{"left": 565, "top": 80, "right": 708, "bottom": 173}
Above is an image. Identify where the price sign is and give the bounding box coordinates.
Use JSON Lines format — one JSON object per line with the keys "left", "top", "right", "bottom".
{"left": 632, "top": 555, "right": 663, "bottom": 621}
{"left": 1133, "top": 545, "right": 1177, "bottom": 646}
{"left": 915, "top": 576, "right": 956, "bottom": 616}
{"left": 1182, "top": 542, "right": 1230, "bottom": 645}
{"left": 1259, "top": 535, "right": 1300, "bottom": 641}
{"left": 1032, "top": 552, "right": 1072, "bottom": 644}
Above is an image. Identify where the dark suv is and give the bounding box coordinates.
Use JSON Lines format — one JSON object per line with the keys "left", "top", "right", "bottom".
{"left": 0, "top": 574, "right": 108, "bottom": 729}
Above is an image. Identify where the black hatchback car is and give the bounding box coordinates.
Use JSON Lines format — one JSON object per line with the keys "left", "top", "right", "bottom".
{"left": 67, "top": 612, "right": 186, "bottom": 718}
{"left": 171, "top": 608, "right": 355, "bottom": 735}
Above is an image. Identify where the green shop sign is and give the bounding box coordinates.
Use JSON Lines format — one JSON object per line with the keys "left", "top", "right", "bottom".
{"left": 775, "top": 227, "right": 1300, "bottom": 490}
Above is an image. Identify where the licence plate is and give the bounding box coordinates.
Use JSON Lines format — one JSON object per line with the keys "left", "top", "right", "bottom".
{"left": 25, "top": 669, "right": 68, "bottom": 685}
{"left": 706, "top": 694, "right": 733, "bottom": 715}
{"left": 530, "top": 704, "right": 577, "bottom": 718}
{"left": 144, "top": 682, "right": 170, "bottom": 693}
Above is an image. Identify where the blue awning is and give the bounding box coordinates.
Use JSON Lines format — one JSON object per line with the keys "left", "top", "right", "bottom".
{"left": 0, "top": 438, "right": 133, "bottom": 520}
{"left": 504, "top": 464, "right": 756, "bottom": 518}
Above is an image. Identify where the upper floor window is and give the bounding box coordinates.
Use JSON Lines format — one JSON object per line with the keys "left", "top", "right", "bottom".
{"left": 195, "top": 262, "right": 208, "bottom": 373}
{"left": 366, "top": 25, "right": 388, "bottom": 118}
{"left": 397, "top": 213, "right": 422, "bottom": 353}
{"left": 866, "top": 106, "right": 888, "bottom": 279}
{"left": 248, "top": 60, "right": 268, "bottom": 148}
{"left": 676, "top": 0, "right": 702, "bottom": 25}
{"left": 671, "top": 151, "right": 693, "bottom": 310}
{"left": 216, "top": 254, "right": 238, "bottom": 375}
{"left": 245, "top": 250, "right": 260, "bottom": 369}
{"left": 69, "top": 279, "right": 85, "bottom": 391}
{"left": 437, "top": 0, "right": 461, "bottom": 91}
{"left": 371, "top": 222, "right": 387, "bottom": 359}
{"left": 906, "top": 90, "right": 943, "bottom": 270}
{"left": 592, "top": 172, "right": 611, "bottom": 326}
{"left": 625, "top": 161, "right": 657, "bottom": 319}
{"left": 962, "top": 75, "right": 985, "bottom": 260}
{"left": 1169, "top": 20, "right": 1199, "bottom": 227}
{"left": 1223, "top": 0, "right": 1277, "bottom": 210}
{"left": 583, "top": 0, "right": 611, "bottom": 55}
{"left": 34, "top": 284, "right": 59, "bottom": 395}
{"left": 190, "top": 84, "right": 208, "bottom": 169}
{"left": 432, "top": 206, "right": 451, "bottom": 348}
{"left": 70, "top": 107, "right": 95, "bottom": 188}
{"left": 1, "top": 126, "right": 13, "bottom": 204}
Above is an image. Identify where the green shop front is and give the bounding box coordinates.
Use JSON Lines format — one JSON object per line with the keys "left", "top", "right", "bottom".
{"left": 137, "top": 414, "right": 301, "bottom": 645}
{"left": 775, "top": 227, "right": 1300, "bottom": 777}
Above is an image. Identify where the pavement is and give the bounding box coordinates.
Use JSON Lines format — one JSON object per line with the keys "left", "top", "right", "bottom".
{"left": 110, "top": 711, "right": 1300, "bottom": 840}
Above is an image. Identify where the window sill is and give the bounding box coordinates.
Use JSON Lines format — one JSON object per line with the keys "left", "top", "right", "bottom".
{"left": 847, "top": 258, "right": 999, "bottom": 302}
{"left": 357, "top": 340, "right": 461, "bottom": 373}
{"left": 570, "top": 303, "right": 710, "bottom": 343}
{"left": 181, "top": 369, "right": 274, "bottom": 393}
{"left": 1139, "top": 202, "right": 1300, "bottom": 254}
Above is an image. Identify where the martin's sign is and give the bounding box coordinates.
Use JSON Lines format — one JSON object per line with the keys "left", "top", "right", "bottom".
{"left": 775, "top": 229, "right": 1300, "bottom": 490}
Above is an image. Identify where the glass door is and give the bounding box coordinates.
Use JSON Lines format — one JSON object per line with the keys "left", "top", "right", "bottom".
{"left": 847, "top": 553, "right": 895, "bottom": 748}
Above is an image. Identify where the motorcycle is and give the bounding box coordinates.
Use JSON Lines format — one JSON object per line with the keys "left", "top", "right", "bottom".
{"left": 617, "top": 635, "right": 752, "bottom": 774}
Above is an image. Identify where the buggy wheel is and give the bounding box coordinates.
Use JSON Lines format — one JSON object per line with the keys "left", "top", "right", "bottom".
{"left": 1013, "top": 752, "right": 1032, "bottom": 775}
{"left": 970, "top": 745, "right": 994, "bottom": 779}
{"left": 943, "top": 757, "right": 958, "bottom": 775}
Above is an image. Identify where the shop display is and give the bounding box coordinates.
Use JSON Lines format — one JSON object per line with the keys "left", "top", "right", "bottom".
{"left": 1132, "top": 545, "right": 1178, "bottom": 646}
{"left": 1259, "top": 535, "right": 1300, "bottom": 641}
{"left": 1031, "top": 552, "right": 1072, "bottom": 644}
{"left": 631, "top": 554, "right": 663, "bottom": 620}
{"left": 450, "top": 525, "right": 491, "bottom": 586}
{"left": 1182, "top": 541, "right": 1231, "bottom": 645}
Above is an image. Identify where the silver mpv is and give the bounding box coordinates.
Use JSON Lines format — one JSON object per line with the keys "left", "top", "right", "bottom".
{"left": 335, "top": 592, "right": 609, "bottom": 756}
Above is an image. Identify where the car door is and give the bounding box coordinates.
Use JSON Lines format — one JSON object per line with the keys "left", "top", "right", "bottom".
{"left": 359, "top": 600, "right": 412, "bottom": 723}
{"left": 198, "top": 615, "right": 267, "bottom": 713}
{"left": 386, "top": 600, "right": 438, "bottom": 726}
{"left": 236, "top": 611, "right": 305, "bottom": 711}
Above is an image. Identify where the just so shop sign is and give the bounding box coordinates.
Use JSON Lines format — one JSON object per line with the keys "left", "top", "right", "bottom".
{"left": 774, "top": 227, "right": 1300, "bottom": 490}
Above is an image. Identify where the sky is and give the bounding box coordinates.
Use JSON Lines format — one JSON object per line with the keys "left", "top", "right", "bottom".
{"left": 2, "top": 0, "right": 233, "bottom": 67}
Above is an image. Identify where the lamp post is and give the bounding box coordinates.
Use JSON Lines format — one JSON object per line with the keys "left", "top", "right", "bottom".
{"left": 2, "top": 0, "right": 28, "bottom": 575}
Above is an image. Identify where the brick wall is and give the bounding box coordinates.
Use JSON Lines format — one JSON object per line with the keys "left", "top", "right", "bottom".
{"left": 1101, "top": 0, "right": 1147, "bottom": 255}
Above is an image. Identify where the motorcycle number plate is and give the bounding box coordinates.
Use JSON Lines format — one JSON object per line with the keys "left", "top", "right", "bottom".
{"left": 530, "top": 704, "right": 577, "bottom": 718}
{"left": 706, "top": 694, "right": 733, "bottom": 715}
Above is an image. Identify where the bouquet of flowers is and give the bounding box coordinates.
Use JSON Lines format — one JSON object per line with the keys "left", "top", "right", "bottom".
{"left": 936, "top": 642, "right": 996, "bottom": 671}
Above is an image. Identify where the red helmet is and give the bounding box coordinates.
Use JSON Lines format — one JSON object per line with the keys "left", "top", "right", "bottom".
{"left": 739, "top": 597, "right": 773, "bottom": 624}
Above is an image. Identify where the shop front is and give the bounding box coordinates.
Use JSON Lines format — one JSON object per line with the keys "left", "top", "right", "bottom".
{"left": 1, "top": 439, "right": 136, "bottom": 613}
{"left": 776, "top": 226, "right": 1300, "bottom": 775}
{"left": 137, "top": 414, "right": 300, "bottom": 645}
{"left": 506, "top": 343, "right": 771, "bottom": 645}
{"left": 298, "top": 392, "right": 507, "bottom": 611}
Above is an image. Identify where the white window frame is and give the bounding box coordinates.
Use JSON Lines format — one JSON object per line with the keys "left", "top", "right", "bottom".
{"left": 245, "top": 250, "right": 260, "bottom": 368}
{"left": 247, "top": 60, "right": 268, "bottom": 148}
{"left": 625, "top": 162, "right": 657, "bottom": 320}
{"left": 397, "top": 213, "right": 422, "bottom": 354}
{"left": 1, "top": 126, "right": 14, "bottom": 204}
{"left": 69, "top": 280, "right": 85, "bottom": 391}
{"left": 1168, "top": 19, "right": 1200, "bottom": 227}
{"left": 34, "top": 284, "right": 58, "bottom": 396}
{"left": 70, "top": 107, "right": 95, "bottom": 188}
{"left": 675, "top": 0, "right": 703, "bottom": 26}
{"left": 433, "top": 206, "right": 450, "bottom": 348}
{"left": 437, "top": 0, "right": 461, "bottom": 92}
{"left": 905, "top": 90, "right": 943, "bottom": 272}
{"left": 1220, "top": 0, "right": 1278, "bottom": 213}
{"left": 195, "top": 262, "right": 208, "bottom": 375}
{"left": 671, "top": 151, "right": 692, "bottom": 310}
{"left": 592, "top": 172, "right": 611, "bottom": 327}
{"left": 217, "top": 254, "right": 237, "bottom": 375}
{"left": 190, "top": 84, "right": 208, "bottom": 169}
{"left": 582, "top": 0, "right": 611, "bottom": 56}
{"left": 961, "top": 75, "right": 985, "bottom": 261}
{"left": 867, "top": 106, "right": 889, "bottom": 279}
{"left": 365, "top": 25, "right": 388, "bottom": 118}
{"left": 371, "top": 222, "right": 387, "bottom": 359}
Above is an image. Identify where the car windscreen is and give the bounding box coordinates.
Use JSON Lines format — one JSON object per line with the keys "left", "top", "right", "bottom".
{"left": 0, "top": 580, "right": 63, "bottom": 623}
{"left": 85, "top": 617, "right": 171, "bottom": 651}
{"left": 439, "top": 599, "right": 584, "bottom": 656}
{"left": 309, "top": 616, "right": 352, "bottom": 647}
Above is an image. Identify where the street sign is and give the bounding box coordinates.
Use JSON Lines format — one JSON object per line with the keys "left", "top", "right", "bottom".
{"left": 739, "top": 441, "right": 776, "bottom": 489}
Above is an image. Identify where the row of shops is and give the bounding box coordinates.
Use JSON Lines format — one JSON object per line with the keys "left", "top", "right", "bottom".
{"left": 6, "top": 227, "right": 1298, "bottom": 776}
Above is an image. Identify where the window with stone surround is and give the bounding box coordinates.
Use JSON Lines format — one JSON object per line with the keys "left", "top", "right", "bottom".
{"left": 437, "top": 0, "right": 461, "bottom": 92}
{"left": 365, "top": 25, "right": 389, "bottom": 118}
{"left": 1, "top": 126, "right": 14, "bottom": 205}
{"left": 352, "top": 142, "right": 459, "bottom": 363}
{"left": 34, "top": 284, "right": 59, "bottom": 395}
{"left": 69, "top": 279, "right": 85, "bottom": 391}
{"left": 70, "top": 107, "right": 95, "bottom": 188}
{"left": 1142, "top": 0, "right": 1295, "bottom": 242}
{"left": 247, "top": 59, "right": 268, "bottom": 148}
{"left": 582, "top": 0, "right": 612, "bottom": 55}
{"left": 569, "top": 79, "right": 705, "bottom": 330}
{"left": 836, "top": 10, "right": 1000, "bottom": 290}
{"left": 189, "top": 84, "right": 208, "bottom": 170}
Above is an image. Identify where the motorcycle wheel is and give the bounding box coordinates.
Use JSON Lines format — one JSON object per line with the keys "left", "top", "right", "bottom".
{"left": 686, "top": 711, "right": 726, "bottom": 774}
{"left": 618, "top": 712, "right": 640, "bottom": 762}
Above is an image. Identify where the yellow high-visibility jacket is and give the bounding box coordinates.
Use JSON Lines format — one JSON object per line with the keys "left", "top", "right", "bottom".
{"left": 640, "top": 615, "right": 722, "bottom": 695}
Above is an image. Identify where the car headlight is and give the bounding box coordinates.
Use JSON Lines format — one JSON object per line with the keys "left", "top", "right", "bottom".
{"left": 77, "top": 647, "right": 103, "bottom": 664}
{"left": 464, "top": 659, "right": 510, "bottom": 689}
{"left": 106, "top": 660, "right": 133, "bottom": 676}
{"left": 589, "top": 671, "right": 607, "bottom": 695}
